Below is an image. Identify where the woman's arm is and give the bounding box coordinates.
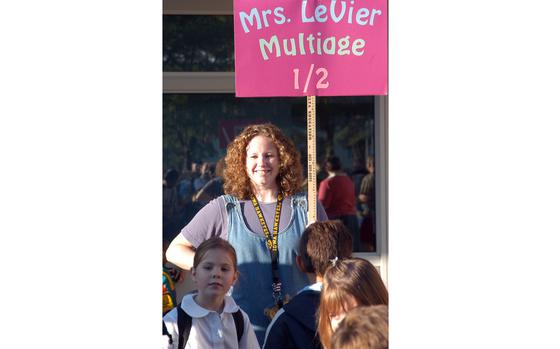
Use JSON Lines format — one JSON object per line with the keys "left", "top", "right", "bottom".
{"left": 165, "top": 233, "right": 196, "bottom": 271}
{"left": 165, "top": 197, "right": 228, "bottom": 270}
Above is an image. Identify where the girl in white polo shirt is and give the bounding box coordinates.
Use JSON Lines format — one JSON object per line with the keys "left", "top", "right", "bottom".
{"left": 163, "top": 237, "right": 260, "bottom": 349}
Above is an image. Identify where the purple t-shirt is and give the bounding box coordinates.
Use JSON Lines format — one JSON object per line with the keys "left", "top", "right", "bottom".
{"left": 181, "top": 195, "right": 328, "bottom": 247}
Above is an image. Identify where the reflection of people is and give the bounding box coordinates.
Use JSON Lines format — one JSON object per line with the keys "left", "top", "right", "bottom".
{"left": 193, "top": 162, "right": 211, "bottom": 191}
{"left": 350, "top": 157, "right": 368, "bottom": 201}
{"left": 318, "top": 156, "right": 360, "bottom": 251}
{"left": 163, "top": 168, "right": 183, "bottom": 243}
{"left": 358, "top": 156, "right": 375, "bottom": 212}
{"left": 330, "top": 305, "right": 388, "bottom": 349}
{"left": 166, "top": 123, "right": 328, "bottom": 345}
{"left": 263, "top": 220, "right": 353, "bottom": 349}
{"left": 359, "top": 156, "right": 375, "bottom": 251}
{"left": 317, "top": 258, "right": 388, "bottom": 349}
{"left": 163, "top": 237, "right": 260, "bottom": 349}
{"left": 193, "top": 157, "right": 225, "bottom": 205}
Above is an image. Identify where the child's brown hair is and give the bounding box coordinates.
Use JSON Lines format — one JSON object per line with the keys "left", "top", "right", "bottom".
{"left": 318, "top": 258, "right": 389, "bottom": 349}
{"left": 297, "top": 220, "right": 353, "bottom": 276}
{"left": 193, "top": 237, "right": 238, "bottom": 271}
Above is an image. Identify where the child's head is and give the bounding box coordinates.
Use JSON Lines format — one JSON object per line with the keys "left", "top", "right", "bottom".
{"left": 192, "top": 237, "right": 239, "bottom": 305}
{"left": 193, "top": 237, "right": 238, "bottom": 270}
{"left": 330, "top": 305, "right": 388, "bottom": 349}
{"left": 318, "top": 258, "right": 389, "bottom": 349}
{"left": 297, "top": 220, "right": 353, "bottom": 277}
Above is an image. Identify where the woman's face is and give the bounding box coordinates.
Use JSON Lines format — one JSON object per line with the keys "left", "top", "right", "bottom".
{"left": 245, "top": 135, "right": 280, "bottom": 190}
{"left": 329, "top": 295, "right": 359, "bottom": 331}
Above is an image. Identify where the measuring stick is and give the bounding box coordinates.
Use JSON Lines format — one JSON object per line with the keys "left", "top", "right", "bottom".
{"left": 307, "top": 96, "right": 317, "bottom": 224}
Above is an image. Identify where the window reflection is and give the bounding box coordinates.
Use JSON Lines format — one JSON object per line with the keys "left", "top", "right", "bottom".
{"left": 163, "top": 15, "right": 234, "bottom": 72}
{"left": 163, "top": 94, "right": 376, "bottom": 252}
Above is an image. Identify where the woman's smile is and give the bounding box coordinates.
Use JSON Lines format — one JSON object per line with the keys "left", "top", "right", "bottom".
{"left": 246, "top": 135, "right": 280, "bottom": 189}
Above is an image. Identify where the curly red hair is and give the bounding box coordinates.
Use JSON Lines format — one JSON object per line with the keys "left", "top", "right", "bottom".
{"left": 223, "top": 123, "right": 303, "bottom": 199}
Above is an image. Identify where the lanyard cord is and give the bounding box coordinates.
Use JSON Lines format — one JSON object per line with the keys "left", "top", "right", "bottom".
{"left": 250, "top": 192, "right": 284, "bottom": 306}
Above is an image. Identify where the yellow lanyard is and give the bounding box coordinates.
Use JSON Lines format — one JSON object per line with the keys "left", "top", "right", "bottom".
{"left": 250, "top": 193, "right": 283, "bottom": 258}
{"left": 250, "top": 193, "right": 285, "bottom": 306}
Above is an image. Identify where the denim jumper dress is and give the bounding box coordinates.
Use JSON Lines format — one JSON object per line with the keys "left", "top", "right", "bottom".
{"left": 223, "top": 193, "right": 309, "bottom": 345}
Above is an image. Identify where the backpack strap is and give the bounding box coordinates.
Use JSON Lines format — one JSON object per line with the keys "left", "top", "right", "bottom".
{"left": 177, "top": 306, "right": 192, "bottom": 349}
{"left": 232, "top": 309, "right": 244, "bottom": 343}
{"left": 162, "top": 320, "right": 173, "bottom": 345}
{"left": 177, "top": 305, "right": 244, "bottom": 346}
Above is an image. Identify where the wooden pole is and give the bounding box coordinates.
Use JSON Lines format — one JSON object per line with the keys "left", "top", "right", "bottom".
{"left": 307, "top": 96, "right": 317, "bottom": 224}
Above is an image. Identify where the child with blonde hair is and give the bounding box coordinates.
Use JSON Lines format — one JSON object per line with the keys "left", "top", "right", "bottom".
{"left": 163, "top": 237, "right": 260, "bottom": 348}
{"left": 317, "top": 258, "right": 388, "bottom": 349}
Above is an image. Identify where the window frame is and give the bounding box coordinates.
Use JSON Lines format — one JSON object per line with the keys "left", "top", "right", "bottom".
{"left": 162, "top": 0, "right": 388, "bottom": 286}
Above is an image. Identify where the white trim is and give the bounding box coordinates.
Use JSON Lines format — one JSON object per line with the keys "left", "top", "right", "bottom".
{"left": 351, "top": 96, "right": 388, "bottom": 288}
{"left": 353, "top": 252, "right": 382, "bottom": 274}
{"left": 375, "top": 95, "right": 389, "bottom": 286}
{"left": 163, "top": 72, "right": 234, "bottom": 94}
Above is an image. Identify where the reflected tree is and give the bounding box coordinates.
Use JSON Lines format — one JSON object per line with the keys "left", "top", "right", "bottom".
{"left": 163, "top": 95, "right": 221, "bottom": 171}
{"left": 163, "top": 15, "right": 234, "bottom": 72}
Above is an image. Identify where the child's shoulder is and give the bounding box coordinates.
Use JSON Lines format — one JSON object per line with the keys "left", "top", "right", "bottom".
{"left": 180, "top": 293, "right": 210, "bottom": 316}
{"left": 163, "top": 306, "right": 178, "bottom": 324}
{"left": 284, "top": 289, "right": 321, "bottom": 312}
{"left": 222, "top": 294, "right": 242, "bottom": 313}
{"left": 223, "top": 295, "right": 252, "bottom": 322}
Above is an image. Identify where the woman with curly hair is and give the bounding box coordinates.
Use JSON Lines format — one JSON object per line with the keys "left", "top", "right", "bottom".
{"left": 166, "top": 123, "right": 328, "bottom": 345}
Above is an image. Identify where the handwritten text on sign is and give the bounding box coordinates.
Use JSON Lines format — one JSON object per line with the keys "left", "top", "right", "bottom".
{"left": 234, "top": 0, "right": 387, "bottom": 97}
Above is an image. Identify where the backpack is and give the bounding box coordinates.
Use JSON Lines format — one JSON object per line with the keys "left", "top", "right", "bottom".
{"left": 163, "top": 306, "right": 245, "bottom": 348}
{"left": 162, "top": 270, "right": 177, "bottom": 315}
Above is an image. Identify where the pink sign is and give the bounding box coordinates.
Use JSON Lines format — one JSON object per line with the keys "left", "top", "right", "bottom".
{"left": 234, "top": 0, "right": 387, "bottom": 97}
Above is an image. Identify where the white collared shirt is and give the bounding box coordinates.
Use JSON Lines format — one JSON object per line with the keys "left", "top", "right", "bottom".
{"left": 163, "top": 294, "right": 261, "bottom": 349}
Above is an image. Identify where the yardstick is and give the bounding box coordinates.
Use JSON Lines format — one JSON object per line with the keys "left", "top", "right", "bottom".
{"left": 307, "top": 96, "right": 317, "bottom": 224}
